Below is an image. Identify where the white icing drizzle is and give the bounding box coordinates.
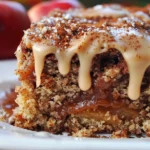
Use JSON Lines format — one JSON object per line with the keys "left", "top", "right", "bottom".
{"left": 110, "top": 27, "right": 150, "bottom": 100}
{"left": 21, "top": 24, "right": 150, "bottom": 101}
{"left": 77, "top": 34, "right": 107, "bottom": 90}
{"left": 134, "top": 11, "right": 150, "bottom": 22}
{"left": 32, "top": 44, "right": 56, "bottom": 87}
{"left": 71, "top": 5, "right": 129, "bottom": 18}
{"left": 56, "top": 51, "right": 74, "bottom": 76}
{"left": 127, "top": 59, "right": 149, "bottom": 100}
{"left": 93, "top": 5, "right": 129, "bottom": 17}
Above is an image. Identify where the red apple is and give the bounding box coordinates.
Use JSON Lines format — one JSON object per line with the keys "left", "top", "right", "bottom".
{"left": 24, "top": 0, "right": 42, "bottom": 6}
{"left": 28, "top": 0, "right": 83, "bottom": 23}
{"left": 16, "top": 0, "right": 42, "bottom": 6}
{"left": 0, "top": 1, "right": 30, "bottom": 59}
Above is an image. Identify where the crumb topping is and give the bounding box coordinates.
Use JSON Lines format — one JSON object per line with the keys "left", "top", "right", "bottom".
{"left": 24, "top": 4, "right": 150, "bottom": 50}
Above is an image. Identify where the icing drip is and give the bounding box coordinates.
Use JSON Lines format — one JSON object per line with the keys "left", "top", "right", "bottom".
{"left": 56, "top": 51, "right": 73, "bottom": 75}
{"left": 22, "top": 27, "right": 150, "bottom": 100}
{"left": 32, "top": 44, "right": 56, "bottom": 87}
{"left": 127, "top": 59, "right": 149, "bottom": 100}
{"left": 111, "top": 28, "right": 150, "bottom": 100}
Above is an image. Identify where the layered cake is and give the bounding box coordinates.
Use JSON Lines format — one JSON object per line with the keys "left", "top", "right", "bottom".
{"left": 14, "top": 4, "right": 150, "bottom": 137}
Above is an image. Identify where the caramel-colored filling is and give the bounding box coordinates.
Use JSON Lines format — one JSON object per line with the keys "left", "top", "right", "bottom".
{"left": 74, "top": 106, "right": 138, "bottom": 125}
{"left": 69, "top": 100, "right": 138, "bottom": 121}
{"left": 67, "top": 98, "right": 138, "bottom": 125}
{"left": 66, "top": 73, "right": 138, "bottom": 124}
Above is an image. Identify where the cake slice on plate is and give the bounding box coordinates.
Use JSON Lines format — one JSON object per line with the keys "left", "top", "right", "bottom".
{"left": 14, "top": 4, "right": 150, "bottom": 137}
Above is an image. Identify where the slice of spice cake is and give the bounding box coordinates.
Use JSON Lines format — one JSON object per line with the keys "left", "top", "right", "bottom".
{"left": 14, "top": 4, "right": 150, "bottom": 138}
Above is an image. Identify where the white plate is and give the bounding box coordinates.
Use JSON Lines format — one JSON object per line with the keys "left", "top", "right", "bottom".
{"left": 0, "top": 60, "right": 150, "bottom": 150}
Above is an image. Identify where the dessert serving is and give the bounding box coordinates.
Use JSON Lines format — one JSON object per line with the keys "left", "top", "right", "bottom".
{"left": 4, "top": 4, "right": 150, "bottom": 138}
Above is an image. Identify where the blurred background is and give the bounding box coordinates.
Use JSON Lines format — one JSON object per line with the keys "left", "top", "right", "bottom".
{"left": 8, "top": 0, "right": 150, "bottom": 7}
{"left": 0, "top": 0, "right": 150, "bottom": 59}
{"left": 81, "top": 0, "right": 150, "bottom": 6}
